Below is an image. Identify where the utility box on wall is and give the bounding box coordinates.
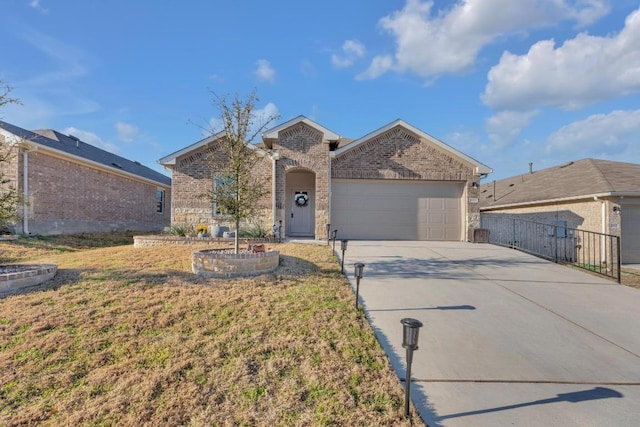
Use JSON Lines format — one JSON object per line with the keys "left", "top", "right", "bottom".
{"left": 472, "top": 228, "right": 490, "bottom": 243}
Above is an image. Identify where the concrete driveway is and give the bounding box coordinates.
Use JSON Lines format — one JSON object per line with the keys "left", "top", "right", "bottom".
{"left": 340, "top": 241, "right": 640, "bottom": 427}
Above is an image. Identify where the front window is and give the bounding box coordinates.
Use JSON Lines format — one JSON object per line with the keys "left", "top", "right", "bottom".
{"left": 156, "top": 189, "right": 165, "bottom": 213}
{"left": 212, "top": 174, "right": 236, "bottom": 217}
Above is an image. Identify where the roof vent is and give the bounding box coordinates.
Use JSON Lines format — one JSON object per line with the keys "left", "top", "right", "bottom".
{"left": 133, "top": 161, "right": 141, "bottom": 165}
{"left": 559, "top": 161, "right": 574, "bottom": 168}
{"left": 111, "top": 162, "right": 123, "bottom": 169}
{"left": 68, "top": 134, "right": 80, "bottom": 148}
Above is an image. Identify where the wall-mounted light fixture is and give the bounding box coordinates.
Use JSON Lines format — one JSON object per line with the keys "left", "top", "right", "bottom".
{"left": 613, "top": 206, "right": 621, "bottom": 214}
{"left": 471, "top": 182, "right": 479, "bottom": 189}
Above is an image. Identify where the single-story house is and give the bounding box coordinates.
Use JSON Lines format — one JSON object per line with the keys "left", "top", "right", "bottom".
{"left": 479, "top": 158, "right": 640, "bottom": 264}
{"left": 0, "top": 120, "right": 171, "bottom": 235}
{"left": 158, "top": 116, "right": 492, "bottom": 241}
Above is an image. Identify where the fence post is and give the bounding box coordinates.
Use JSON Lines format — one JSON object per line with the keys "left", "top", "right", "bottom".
{"left": 512, "top": 218, "right": 516, "bottom": 248}
{"left": 616, "top": 235, "right": 621, "bottom": 284}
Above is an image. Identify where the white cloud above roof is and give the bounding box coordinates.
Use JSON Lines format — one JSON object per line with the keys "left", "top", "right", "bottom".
{"left": 486, "top": 110, "right": 539, "bottom": 148}
{"left": 359, "top": 0, "right": 610, "bottom": 80}
{"left": 115, "top": 121, "right": 139, "bottom": 143}
{"left": 331, "top": 40, "right": 366, "bottom": 68}
{"left": 63, "top": 126, "right": 119, "bottom": 153}
{"left": 254, "top": 59, "right": 276, "bottom": 83}
{"left": 483, "top": 7, "right": 640, "bottom": 110}
{"left": 545, "top": 109, "right": 640, "bottom": 155}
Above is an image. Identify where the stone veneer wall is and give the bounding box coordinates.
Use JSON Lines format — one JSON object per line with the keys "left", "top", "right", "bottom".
{"left": 133, "top": 235, "right": 275, "bottom": 248}
{"left": 273, "top": 123, "right": 330, "bottom": 239}
{"left": 331, "top": 126, "right": 482, "bottom": 240}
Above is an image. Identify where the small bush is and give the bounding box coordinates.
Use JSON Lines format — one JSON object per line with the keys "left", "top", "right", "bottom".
{"left": 195, "top": 224, "right": 209, "bottom": 235}
{"left": 163, "top": 224, "right": 194, "bottom": 237}
{"left": 239, "top": 224, "right": 268, "bottom": 238}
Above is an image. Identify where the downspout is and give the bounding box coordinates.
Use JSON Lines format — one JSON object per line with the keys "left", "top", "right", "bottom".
{"left": 271, "top": 151, "right": 280, "bottom": 227}
{"left": 22, "top": 145, "right": 38, "bottom": 235}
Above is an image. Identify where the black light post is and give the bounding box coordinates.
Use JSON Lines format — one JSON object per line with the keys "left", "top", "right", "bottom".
{"left": 354, "top": 262, "right": 365, "bottom": 308}
{"left": 278, "top": 220, "right": 282, "bottom": 243}
{"left": 332, "top": 229, "right": 338, "bottom": 252}
{"left": 401, "top": 318, "right": 423, "bottom": 418}
{"left": 326, "top": 223, "right": 331, "bottom": 245}
{"left": 340, "top": 240, "right": 348, "bottom": 274}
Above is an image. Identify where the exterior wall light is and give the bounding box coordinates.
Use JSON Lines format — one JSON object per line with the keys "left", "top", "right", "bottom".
{"left": 472, "top": 182, "right": 479, "bottom": 189}
{"left": 354, "top": 262, "right": 365, "bottom": 308}
{"left": 340, "top": 240, "right": 348, "bottom": 274}
{"left": 401, "top": 318, "right": 423, "bottom": 418}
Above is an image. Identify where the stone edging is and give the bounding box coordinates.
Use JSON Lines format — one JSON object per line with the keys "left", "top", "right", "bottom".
{"left": 192, "top": 248, "right": 280, "bottom": 278}
{"left": 0, "top": 264, "right": 58, "bottom": 296}
{"left": 133, "top": 235, "right": 275, "bottom": 248}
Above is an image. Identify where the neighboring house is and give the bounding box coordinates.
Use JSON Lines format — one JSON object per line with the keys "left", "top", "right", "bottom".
{"left": 159, "top": 116, "right": 492, "bottom": 241}
{"left": 479, "top": 159, "right": 640, "bottom": 264}
{"left": 0, "top": 120, "right": 171, "bottom": 235}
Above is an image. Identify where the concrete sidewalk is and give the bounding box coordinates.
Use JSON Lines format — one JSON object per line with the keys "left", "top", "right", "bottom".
{"left": 340, "top": 241, "right": 640, "bottom": 427}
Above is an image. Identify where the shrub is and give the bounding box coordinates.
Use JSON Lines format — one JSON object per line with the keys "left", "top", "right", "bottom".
{"left": 195, "top": 224, "right": 209, "bottom": 235}
{"left": 239, "top": 223, "right": 268, "bottom": 238}
{"left": 163, "top": 223, "right": 194, "bottom": 237}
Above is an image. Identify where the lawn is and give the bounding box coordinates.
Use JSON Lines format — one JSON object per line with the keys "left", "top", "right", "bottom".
{"left": 0, "top": 234, "right": 422, "bottom": 426}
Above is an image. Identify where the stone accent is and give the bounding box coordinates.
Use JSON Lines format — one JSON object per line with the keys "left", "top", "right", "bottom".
{"left": 133, "top": 235, "right": 275, "bottom": 248}
{"left": 0, "top": 264, "right": 57, "bottom": 295}
{"left": 192, "top": 248, "right": 279, "bottom": 278}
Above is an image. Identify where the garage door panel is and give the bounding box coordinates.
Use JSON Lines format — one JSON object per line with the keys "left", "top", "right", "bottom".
{"left": 332, "top": 179, "right": 463, "bottom": 241}
{"left": 621, "top": 205, "right": 640, "bottom": 263}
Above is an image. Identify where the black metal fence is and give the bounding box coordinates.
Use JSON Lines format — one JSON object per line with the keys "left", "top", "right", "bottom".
{"left": 480, "top": 215, "right": 621, "bottom": 283}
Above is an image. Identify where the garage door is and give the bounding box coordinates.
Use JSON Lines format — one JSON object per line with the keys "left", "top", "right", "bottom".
{"left": 331, "top": 179, "right": 463, "bottom": 240}
{"left": 621, "top": 204, "right": 640, "bottom": 263}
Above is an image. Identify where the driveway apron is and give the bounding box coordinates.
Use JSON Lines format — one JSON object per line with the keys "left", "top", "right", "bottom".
{"left": 340, "top": 241, "right": 640, "bottom": 427}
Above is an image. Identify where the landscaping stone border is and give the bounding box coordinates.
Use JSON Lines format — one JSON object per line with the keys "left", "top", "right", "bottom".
{"left": 133, "top": 235, "right": 275, "bottom": 248}
{"left": 192, "top": 248, "right": 280, "bottom": 278}
{"left": 0, "top": 264, "right": 58, "bottom": 296}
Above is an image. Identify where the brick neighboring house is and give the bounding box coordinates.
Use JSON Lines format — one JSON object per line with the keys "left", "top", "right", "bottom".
{"left": 159, "top": 116, "right": 492, "bottom": 241}
{"left": 0, "top": 120, "right": 171, "bottom": 235}
{"left": 479, "top": 158, "right": 640, "bottom": 264}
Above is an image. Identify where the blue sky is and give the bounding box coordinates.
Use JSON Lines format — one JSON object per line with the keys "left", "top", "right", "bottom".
{"left": 2, "top": 0, "right": 640, "bottom": 181}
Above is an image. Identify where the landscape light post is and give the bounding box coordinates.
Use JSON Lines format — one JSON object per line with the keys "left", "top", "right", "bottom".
{"left": 354, "top": 262, "right": 365, "bottom": 309}
{"left": 340, "top": 240, "right": 348, "bottom": 274}
{"left": 401, "top": 318, "right": 423, "bottom": 418}
{"left": 326, "top": 223, "right": 331, "bottom": 245}
{"left": 332, "top": 229, "right": 338, "bottom": 252}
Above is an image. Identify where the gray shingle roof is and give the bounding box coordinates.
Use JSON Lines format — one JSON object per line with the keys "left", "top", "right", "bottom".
{"left": 480, "top": 158, "right": 640, "bottom": 209}
{"left": 0, "top": 120, "right": 171, "bottom": 187}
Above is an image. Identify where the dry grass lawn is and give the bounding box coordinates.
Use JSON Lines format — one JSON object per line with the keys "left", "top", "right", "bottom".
{"left": 0, "top": 234, "right": 423, "bottom": 426}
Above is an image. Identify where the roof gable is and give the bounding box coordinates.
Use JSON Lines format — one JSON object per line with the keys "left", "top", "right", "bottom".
{"left": 158, "top": 131, "right": 268, "bottom": 167}
{"left": 261, "top": 115, "right": 340, "bottom": 149}
{"left": 0, "top": 120, "right": 171, "bottom": 187}
{"left": 334, "top": 119, "right": 492, "bottom": 175}
{"left": 480, "top": 158, "right": 640, "bottom": 209}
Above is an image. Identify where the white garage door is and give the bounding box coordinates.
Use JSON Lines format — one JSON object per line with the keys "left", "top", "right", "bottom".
{"left": 331, "top": 179, "right": 463, "bottom": 240}
{"left": 621, "top": 204, "right": 640, "bottom": 263}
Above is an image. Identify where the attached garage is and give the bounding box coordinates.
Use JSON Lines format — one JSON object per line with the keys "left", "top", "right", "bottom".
{"left": 331, "top": 179, "right": 464, "bottom": 240}
{"left": 621, "top": 204, "right": 640, "bottom": 264}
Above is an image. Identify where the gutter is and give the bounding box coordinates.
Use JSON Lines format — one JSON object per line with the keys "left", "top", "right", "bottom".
{"left": 21, "top": 144, "right": 38, "bottom": 235}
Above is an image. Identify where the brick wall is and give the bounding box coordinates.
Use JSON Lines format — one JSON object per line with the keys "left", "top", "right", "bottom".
{"left": 332, "top": 126, "right": 481, "bottom": 239}
{"left": 273, "top": 123, "right": 330, "bottom": 238}
{"left": 15, "top": 150, "right": 170, "bottom": 235}
{"left": 171, "top": 142, "right": 272, "bottom": 232}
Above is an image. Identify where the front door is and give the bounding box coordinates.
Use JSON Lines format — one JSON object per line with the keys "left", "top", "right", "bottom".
{"left": 289, "top": 189, "right": 314, "bottom": 236}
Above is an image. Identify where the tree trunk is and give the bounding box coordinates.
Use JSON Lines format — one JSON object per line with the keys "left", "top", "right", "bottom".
{"left": 234, "top": 218, "right": 240, "bottom": 254}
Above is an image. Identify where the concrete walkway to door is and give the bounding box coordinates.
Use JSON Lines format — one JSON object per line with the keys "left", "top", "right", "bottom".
{"left": 339, "top": 241, "right": 640, "bottom": 427}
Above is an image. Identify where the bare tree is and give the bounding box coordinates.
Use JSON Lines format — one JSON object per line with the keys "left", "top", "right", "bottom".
{"left": 207, "top": 90, "right": 279, "bottom": 253}
{"left": 0, "top": 81, "right": 21, "bottom": 231}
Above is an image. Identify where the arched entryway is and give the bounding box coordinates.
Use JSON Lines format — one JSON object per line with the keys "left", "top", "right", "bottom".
{"left": 285, "top": 169, "right": 316, "bottom": 237}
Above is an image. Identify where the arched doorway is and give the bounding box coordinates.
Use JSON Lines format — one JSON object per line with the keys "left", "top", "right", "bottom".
{"left": 285, "top": 169, "right": 316, "bottom": 237}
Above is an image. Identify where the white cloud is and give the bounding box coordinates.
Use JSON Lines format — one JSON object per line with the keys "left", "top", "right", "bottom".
{"left": 483, "top": 7, "right": 640, "bottom": 111}
{"left": 360, "top": 0, "right": 610, "bottom": 80}
{"left": 29, "top": 0, "right": 48, "bottom": 14}
{"left": 62, "top": 127, "right": 119, "bottom": 153}
{"left": 545, "top": 109, "right": 640, "bottom": 155}
{"left": 115, "top": 121, "right": 139, "bottom": 143}
{"left": 486, "top": 110, "right": 539, "bottom": 148}
{"left": 332, "top": 40, "right": 367, "bottom": 68}
{"left": 254, "top": 59, "right": 275, "bottom": 83}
